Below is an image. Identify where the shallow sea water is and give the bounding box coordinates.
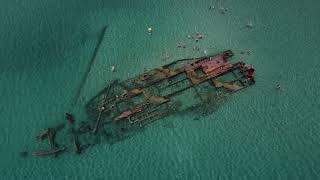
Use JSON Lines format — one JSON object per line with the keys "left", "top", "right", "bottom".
{"left": 1, "top": 0, "right": 320, "bottom": 179}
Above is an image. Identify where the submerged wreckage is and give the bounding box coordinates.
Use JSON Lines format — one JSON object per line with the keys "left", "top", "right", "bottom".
{"left": 32, "top": 50, "right": 255, "bottom": 157}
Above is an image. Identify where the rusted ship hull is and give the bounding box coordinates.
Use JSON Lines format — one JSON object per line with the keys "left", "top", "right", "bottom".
{"left": 85, "top": 50, "right": 255, "bottom": 133}
{"left": 32, "top": 50, "right": 255, "bottom": 157}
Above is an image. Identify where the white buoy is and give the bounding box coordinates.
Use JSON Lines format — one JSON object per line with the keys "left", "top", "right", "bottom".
{"left": 111, "top": 65, "right": 115, "bottom": 72}
{"left": 147, "top": 27, "right": 152, "bottom": 33}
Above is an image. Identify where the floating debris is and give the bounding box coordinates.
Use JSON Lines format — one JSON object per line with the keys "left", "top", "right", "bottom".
{"left": 276, "top": 84, "right": 281, "bottom": 90}
{"left": 219, "top": 6, "right": 225, "bottom": 14}
{"left": 246, "top": 22, "right": 253, "bottom": 28}
{"left": 189, "top": 32, "right": 205, "bottom": 42}
{"left": 217, "top": 6, "right": 230, "bottom": 14}
{"left": 177, "top": 43, "right": 186, "bottom": 48}
{"left": 147, "top": 27, "right": 152, "bottom": 33}
{"left": 196, "top": 33, "right": 204, "bottom": 39}
{"left": 193, "top": 46, "right": 201, "bottom": 51}
{"left": 209, "top": 5, "right": 215, "bottom": 10}
{"left": 111, "top": 65, "right": 116, "bottom": 72}
{"left": 161, "top": 53, "right": 170, "bottom": 60}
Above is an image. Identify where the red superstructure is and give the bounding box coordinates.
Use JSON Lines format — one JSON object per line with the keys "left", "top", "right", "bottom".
{"left": 183, "top": 50, "right": 254, "bottom": 84}
{"left": 199, "top": 53, "right": 233, "bottom": 76}
{"left": 184, "top": 51, "right": 234, "bottom": 76}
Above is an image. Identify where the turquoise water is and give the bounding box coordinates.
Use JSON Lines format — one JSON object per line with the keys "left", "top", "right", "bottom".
{"left": 1, "top": 0, "right": 320, "bottom": 179}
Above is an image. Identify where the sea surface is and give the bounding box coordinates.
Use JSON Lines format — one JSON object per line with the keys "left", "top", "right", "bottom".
{"left": 1, "top": 0, "right": 320, "bottom": 179}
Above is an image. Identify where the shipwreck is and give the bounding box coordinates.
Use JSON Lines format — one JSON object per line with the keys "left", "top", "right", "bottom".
{"left": 32, "top": 50, "right": 255, "bottom": 157}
